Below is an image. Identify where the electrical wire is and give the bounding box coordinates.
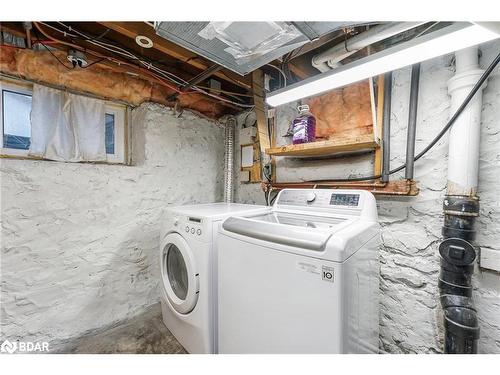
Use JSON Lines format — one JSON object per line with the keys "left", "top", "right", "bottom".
{"left": 50, "top": 22, "right": 254, "bottom": 106}
{"left": 52, "top": 22, "right": 188, "bottom": 85}
{"left": 269, "top": 191, "right": 279, "bottom": 205}
{"left": 266, "top": 63, "right": 287, "bottom": 87}
{"left": 82, "top": 58, "right": 106, "bottom": 69}
{"left": 37, "top": 39, "right": 74, "bottom": 70}
{"left": 414, "top": 22, "right": 440, "bottom": 38}
{"left": 307, "top": 50, "right": 500, "bottom": 183}
{"left": 33, "top": 22, "right": 193, "bottom": 94}
{"left": 194, "top": 85, "right": 253, "bottom": 98}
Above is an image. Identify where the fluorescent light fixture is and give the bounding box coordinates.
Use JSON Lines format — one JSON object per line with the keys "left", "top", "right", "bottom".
{"left": 266, "top": 22, "right": 500, "bottom": 107}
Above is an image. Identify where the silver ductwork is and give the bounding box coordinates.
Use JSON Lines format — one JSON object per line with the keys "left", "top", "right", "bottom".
{"left": 154, "top": 22, "right": 372, "bottom": 75}
{"left": 223, "top": 116, "right": 236, "bottom": 203}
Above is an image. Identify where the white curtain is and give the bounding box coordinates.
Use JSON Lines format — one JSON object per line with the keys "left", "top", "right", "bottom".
{"left": 29, "top": 84, "right": 107, "bottom": 162}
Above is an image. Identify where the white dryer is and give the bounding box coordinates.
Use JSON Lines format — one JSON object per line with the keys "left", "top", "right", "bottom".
{"left": 159, "top": 202, "right": 269, "bottom": 353}
{"left": 217, "top": 189, "right": 380, "bottom": 353}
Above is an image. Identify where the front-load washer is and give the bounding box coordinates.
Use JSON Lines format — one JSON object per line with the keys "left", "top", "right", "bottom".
{"left": 217, "top": 189, "right": 380, "bottom": 353}
{"left": 159, "top": 202, "right": 270, "bottom": 353}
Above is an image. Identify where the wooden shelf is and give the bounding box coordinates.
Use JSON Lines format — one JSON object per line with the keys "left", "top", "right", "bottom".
{"left": 265, "top": 134, "right": 379, "bottom": 157}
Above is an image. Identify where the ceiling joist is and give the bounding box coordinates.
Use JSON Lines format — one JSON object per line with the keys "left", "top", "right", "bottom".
{"left": 97, "top": 22, "right": 253, "bottom": 91}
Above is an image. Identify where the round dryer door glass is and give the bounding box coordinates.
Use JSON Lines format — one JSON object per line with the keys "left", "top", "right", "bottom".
{"left": 166, "top": 244, "right": 188, "bottom": 300}
{"left": 160, "top": 232, "right": 199, "bottom": 315}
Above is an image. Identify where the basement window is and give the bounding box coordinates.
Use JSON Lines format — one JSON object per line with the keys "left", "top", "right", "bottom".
{"left": 0, "top": 83, "right": 33, "bottom": 156}
{"left": 0, "top": 80, "right": 127, "bottom": 164}
{"left": 103, "top": 104, "right": 126, "bottom": 164}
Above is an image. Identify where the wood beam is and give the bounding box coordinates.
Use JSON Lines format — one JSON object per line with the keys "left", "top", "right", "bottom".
{"left": 373, "top": 74, "right": 385, "bottom": 176}
{"left": 0, "top": 23, "right": 27, "bottom": 39}
{"left": 98, "top": 22, "right": 252, "bottom": 91}
{"left": 287, "top": 63, "right": 309, "bottom": 80}
{"left": 266, "top": 179, "right": 419, "bottom": 196}
{"left": 251, "top": 69, "right": 271, "bottom": 152}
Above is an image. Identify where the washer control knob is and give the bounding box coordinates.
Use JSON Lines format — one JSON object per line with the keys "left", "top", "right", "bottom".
{"left": 306, "top": 192, "right": 316, "bottom": 203}
{"left": 185, "top": 226, "right": 189, "bottom": 233}
{"left": 190, "top": 228, "right": 195, "bottom": 234}
{"left": 197, "top": 229, "right": 201, "bottom": 235}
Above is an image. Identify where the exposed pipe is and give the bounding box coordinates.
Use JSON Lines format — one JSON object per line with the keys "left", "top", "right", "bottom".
{"left": 439, "top": 46, "right": 486, "bottom": 354}
{"left": 312, "top": 22, "right": 426, "bottom": 72}
{"left": 447, "top": 47, "right": 486, "bottom": 196}
{"left": 223, "top": 116, "right": 236, "bottom": 203}
{"left": 381, "top": 71, "right": 392, "bottom": 183}
{"left": 405, "top": 64, "right": 421, "bottom": 179}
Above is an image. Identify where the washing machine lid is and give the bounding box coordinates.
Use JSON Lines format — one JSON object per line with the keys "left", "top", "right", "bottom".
{"left": 166, "top": 203, "right": 269, "bottom": 221}
{"left": 222, "top": 213, "right": 350, "bottom": 251}
{"left": 251, "top": 211, "right": 346, "bottom": 229}
{"left": 161, "top": 232, "right": 199, "bottom": 314}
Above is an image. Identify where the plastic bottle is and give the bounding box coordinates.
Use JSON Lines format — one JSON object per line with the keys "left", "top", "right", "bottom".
{"left": 292, "top": 105, "right": 316, "bottom": 144}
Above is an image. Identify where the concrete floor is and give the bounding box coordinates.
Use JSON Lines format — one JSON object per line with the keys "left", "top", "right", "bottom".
{"left": 51, "top": 303, "right": 187, "bottom": 354}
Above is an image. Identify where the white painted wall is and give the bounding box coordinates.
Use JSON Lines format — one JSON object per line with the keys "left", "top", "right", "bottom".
{"left": 0, "top": 103, "right": 225, "bottom": 344}
{"left": 242, "top": 40, "right": 500, "bottom": 353}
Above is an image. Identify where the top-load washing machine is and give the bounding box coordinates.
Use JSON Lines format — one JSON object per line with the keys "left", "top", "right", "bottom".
{"left": 217, "top": 189, "right": 380, "bottom": 353}
{"left": 159, "top": 202, "right": 270, "bottom": 353}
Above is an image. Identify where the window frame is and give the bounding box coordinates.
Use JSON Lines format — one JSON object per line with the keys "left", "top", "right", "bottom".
{"left": 0, "top": 80, "right": 33, "bottom": 157}
{"left": 104, "top": 103, "right": 127, "bottom": 164}
{"left": 0, "top": 79, "right": 128, "bottom": 165}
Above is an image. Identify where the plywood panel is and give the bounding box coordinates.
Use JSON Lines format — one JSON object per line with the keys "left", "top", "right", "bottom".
{"left": 305, "top": 80, "right": 374, "bottom": 139}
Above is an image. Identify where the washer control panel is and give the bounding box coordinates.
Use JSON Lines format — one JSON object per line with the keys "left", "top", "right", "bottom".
{"left": 276, "top": 189, "right": 364, "bottom": 210}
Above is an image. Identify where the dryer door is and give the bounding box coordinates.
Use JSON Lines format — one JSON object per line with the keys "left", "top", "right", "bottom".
{"left": 161, "top": 232, "right": 199, "bottom": 314}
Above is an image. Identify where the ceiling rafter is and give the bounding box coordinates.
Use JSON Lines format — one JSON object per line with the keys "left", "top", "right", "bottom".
{"left": 98, "top": 22, "right": 253, "bottom": 91}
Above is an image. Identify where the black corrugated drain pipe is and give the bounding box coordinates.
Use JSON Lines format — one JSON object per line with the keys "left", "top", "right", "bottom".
{"left": 439, "top": 196, "right": 480, "bottom": 353}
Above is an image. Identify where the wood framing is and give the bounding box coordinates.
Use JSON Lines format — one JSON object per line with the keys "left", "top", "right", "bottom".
{"left": 265, "top": 134, "right": 377, "bottom": 157}
{"left": 251, "top": 69, "right": 271, "bottom": 153}
{"left": 266, "top": 179, "right": 419, "bottom": 196}
{"left": 373, "top": 74, "right": 385, "bottom": 176}
{"left": 98, "top": 22, "right": 252, "bottom": 91}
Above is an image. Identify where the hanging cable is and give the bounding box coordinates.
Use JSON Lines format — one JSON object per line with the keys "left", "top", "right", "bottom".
{"left": 34, "top": 35, "right": 74, "bottom": 70}
{"left": 32, "top": 22, "right": 251, "bottom": 105}
{"left": 266, "top": 64, "right": 287, "bottom": 87}
{"left": 307, "top": 50, "right": 500, "bottom": 183}
{"left": 41, "top": 22, "right": 254, "bottom": 107}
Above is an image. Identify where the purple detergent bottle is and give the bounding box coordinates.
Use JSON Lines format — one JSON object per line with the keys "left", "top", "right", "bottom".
{"left": 292, "top": 105, "right": 316, "bottom": 144}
